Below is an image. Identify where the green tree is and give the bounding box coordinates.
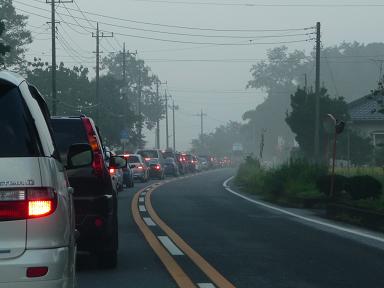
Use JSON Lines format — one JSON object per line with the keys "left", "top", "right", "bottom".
{"left": 101, "top": 52, "right": 165, "bottom": 132}
{"left": 26, "top": 59, "right": 92, "bottom": 115}
{"left": 246, "top": 43, "right": 384, "bottom": 160}
{"left": 285, "top": 87, "right": 372, "bottom": 164}
{"left": 191, "top": 121, "right": 243, "bottom": 157}
{"left": 0, "top": 21, "right": 10, "bottom": 64}
{"left": 0, "top": 0, "right": 32, "bottom": 68}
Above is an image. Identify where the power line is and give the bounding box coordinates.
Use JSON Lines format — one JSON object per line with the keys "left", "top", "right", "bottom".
{"left": 16, "top": 5, "right": 315, "bottom": 45}
{"left": 111, "top": 0, "right": 384, "bottom": 7}
{"left": 23, "top": 0, "right": 315, "bottom": 32}
{"left": 17, "top": 0, "right": 315, "bottom": 40}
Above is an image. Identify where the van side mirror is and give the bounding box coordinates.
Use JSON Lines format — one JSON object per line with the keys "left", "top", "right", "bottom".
{"left": 67, "top": 143, "right": 93, "bottom": 169}
{"left": 109, "top": 156, "right": 127, "bottom": 169}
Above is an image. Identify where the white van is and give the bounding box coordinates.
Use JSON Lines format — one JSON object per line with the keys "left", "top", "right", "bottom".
{"left": 0, "top": 71, "right": 87, "bottom": 288}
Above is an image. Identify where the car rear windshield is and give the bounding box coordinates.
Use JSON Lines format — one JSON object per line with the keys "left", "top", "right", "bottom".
{"left": 0, "top": 81, "right": 41, "bottom": 157}
{"left": 163, "top": 152, "right": 174, "bottom": 159}
{"left": 128, "top": 156, "right": 140, "bottom": 163}
{"left": 138, "top": 150, "right": 158, "bottom": 159}
{"left": 50, "top": 118, "right": 88, "bottom": 163}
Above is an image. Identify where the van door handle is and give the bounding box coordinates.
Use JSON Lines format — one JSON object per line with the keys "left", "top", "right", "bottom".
{"left": 68, "top": 187, "right": 74, "bottom": 194}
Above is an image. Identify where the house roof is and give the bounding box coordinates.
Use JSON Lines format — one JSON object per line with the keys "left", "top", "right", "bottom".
{"left": 348, "top": 95, "right": 384, "bottom": 121}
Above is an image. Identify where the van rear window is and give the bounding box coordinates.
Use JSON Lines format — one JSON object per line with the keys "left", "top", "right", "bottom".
{"left": 0, "top": 81, "right": 41, "bottom": 157}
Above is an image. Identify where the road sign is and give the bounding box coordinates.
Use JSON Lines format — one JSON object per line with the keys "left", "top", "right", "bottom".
{"left": 232, "top": 143, "right": 243, "bottom": 152}
{"left": 120, "top": 129, "right": 129, "bottom": 140}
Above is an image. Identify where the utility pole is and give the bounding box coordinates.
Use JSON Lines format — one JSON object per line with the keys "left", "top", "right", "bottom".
{"left": 165, "top": 90, "right": 171, "bottom": 149}
{"left": 122, "top": 42, "right": 126, "bottom": 81}
{"left": 172, "top": 100, "right": 177, "bottom": 152}
{"left": 156, "top": 82, "right": 160, "bottom": 149}
{"left": 304, "top": 73, "right": 308, "bottom": 93}
{"left": 155, "top": 80, "right": 167, "bottom": 149}
{"left": 137, "top": 73, "right": 142, "bottom": 145}
{"left": 92, "top": 23, "right": 113, "bottom": 123}
{"left": 314, "top": 21, "right": 321, "bottom": 161}
{"left": 47, "top": 0, "right": 73, "bottom": 115}
{"left": 194, "top": 109, "right": 207, "bottom": 149}
{"left": 200, "top": 109, "right": 207, "bottom": 138}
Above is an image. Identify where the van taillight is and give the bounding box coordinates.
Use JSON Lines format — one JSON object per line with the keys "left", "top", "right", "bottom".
{"left": 82, "top": 117, "right": 103, "bottom": 176}
{"left": 0, "top": 188, "right": 57, "bottom": 221}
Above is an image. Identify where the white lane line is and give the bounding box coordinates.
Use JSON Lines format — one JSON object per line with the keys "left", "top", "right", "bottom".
{"left": 139, "top": 205, "right": 147, "bottom": 212}
{"left": 139, "top": 197, "right": 145, "bottom": 203}
{"left": 197, "top": 283, "right": 215, "bottom": 288}
{"left": 143, "top": 217, "right": 156, "bottom": 227}
{"left": 158, "top": 236, "right": 184, "bottom": 256}
{"left": 223, "top": 177, "right": 384, "bottom": 244}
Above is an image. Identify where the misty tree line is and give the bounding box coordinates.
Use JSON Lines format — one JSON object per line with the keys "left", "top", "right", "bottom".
{"left": 192, "top": 44, "right": 384, "bottom": 164}
{"left": 0, "top": 0, "right": 165, "bottom": 148}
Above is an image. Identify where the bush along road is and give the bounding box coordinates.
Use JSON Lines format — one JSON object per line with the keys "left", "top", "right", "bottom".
{"left": 235, "top": 157, "right": 384, "bottom": 232}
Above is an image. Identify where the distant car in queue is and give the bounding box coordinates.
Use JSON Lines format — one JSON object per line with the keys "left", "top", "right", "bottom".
{"left": 147, "top": 158, "right": 165, "bottom": 180}
{"left": 164, "top": 157, "right": 180, "bottom": 176}
{"left": 124, "top": 154, "right": 149, "bottom": 183}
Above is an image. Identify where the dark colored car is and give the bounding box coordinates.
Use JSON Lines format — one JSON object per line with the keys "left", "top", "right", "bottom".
{"left": 165, "top": 151, "right": 186, "bottom": 175}
{"left": 122, "top": 162, "right": 134, "bottom": 187}
{"left": 51, "top": 116, "right": 126, "bottom": 269}
{"left": 164, "top": 158, "right": 179, "bottom": 176}
{"left": 148, "top": 159, "right": 165, "bottom": 180}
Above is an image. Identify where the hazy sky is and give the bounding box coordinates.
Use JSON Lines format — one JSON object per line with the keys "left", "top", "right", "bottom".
{"left": 16, "top": 0, "right": 384, "bottom": 150}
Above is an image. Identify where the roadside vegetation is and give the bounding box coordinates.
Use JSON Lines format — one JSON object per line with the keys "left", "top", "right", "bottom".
{"left": 236, "top": 157, "right": 384, "bottom": 231}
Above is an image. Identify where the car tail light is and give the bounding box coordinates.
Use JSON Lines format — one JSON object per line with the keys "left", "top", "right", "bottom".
{"left": 94, "top": 218, "right": 104, "bottom": 227}
{"left": 82, "top": 117, "right": 103, "bottom": 177}
{"left": 145, "top": 158, "right": 151, "bottom": 161}
{"left": 109, "top": 168, "right": 116, "bottom": 175}
{"left": 137, "top": 165, "right": 143, "bottom": 170}
{"left": 155, "top": 165, "right": 161, "bottom": 170}
{"left": 27, "top": 267, "right": 48, "bottom": 278}
{"left": 0, "top": 188, "right": 57, "bottom": 221}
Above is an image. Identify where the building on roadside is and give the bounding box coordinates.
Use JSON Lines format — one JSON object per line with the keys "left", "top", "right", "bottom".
{"left": 348, "top": 95, "right": 384, "bottom": 147}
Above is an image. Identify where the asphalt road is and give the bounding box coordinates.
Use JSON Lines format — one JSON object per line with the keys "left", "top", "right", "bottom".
{"left": 78, "top": 168, "right": 384, "bottom": 288}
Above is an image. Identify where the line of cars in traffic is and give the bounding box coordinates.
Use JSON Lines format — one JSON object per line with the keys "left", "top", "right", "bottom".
{"left": 0, "top": 71, "right": 222, "bottom": 287}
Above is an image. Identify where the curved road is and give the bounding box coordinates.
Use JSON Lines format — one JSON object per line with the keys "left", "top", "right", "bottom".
{"left": 79, "top": 168, "right": 384, "bottom": 288}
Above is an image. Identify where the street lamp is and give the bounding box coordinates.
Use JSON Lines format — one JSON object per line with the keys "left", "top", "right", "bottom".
{"left": 325, "top": 114, "right": 345, "bottom": 198}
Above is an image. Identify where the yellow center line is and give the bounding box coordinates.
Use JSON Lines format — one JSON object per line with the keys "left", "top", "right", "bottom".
{"left": 145, "top": 184, "right": 236, "bottom": 288}
{"left": 131, "top": 187, "right": 197, "bottom": 288}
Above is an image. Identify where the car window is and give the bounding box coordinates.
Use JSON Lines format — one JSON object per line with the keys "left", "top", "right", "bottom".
{"left": 0, "top": 81, "right": 41, "bottom": 157}
{"left": 138, "top": 150, "right": 158, "bottom": 159}
{"left": 51, "top": 119, "right": 88, "bottom": 164}
{"left": 128, "top": 156, "right": 140, "bottom": 163}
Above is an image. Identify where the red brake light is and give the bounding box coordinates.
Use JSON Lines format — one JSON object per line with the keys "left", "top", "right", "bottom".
{"left": 145, "top": 158, "right": 151, "bottom": 161}
{"left": 94, "top": 218, "right": 104, "bottom": 227}
{"left": 27, "top": 267, "right": 48, "bottom": 278}
{"left": 82, "top": 118, "right": 103, "bottom": 177}
{"left": 28, "top": 201, "right": 52, "bottom": 217}
{"left": 0, "top": 188, "right": 57, "bottom": 220}
{"left": 155, "top": 165, "right": 161, "bottom": 170}
{"left": 109, "top": 168, "right": 115, "bottom": 174}
{"left": 27, "top": 188, "right": 56, "bottom": 218}
{"left": 137, "top": 166, "right": 143, "bottom": 169}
